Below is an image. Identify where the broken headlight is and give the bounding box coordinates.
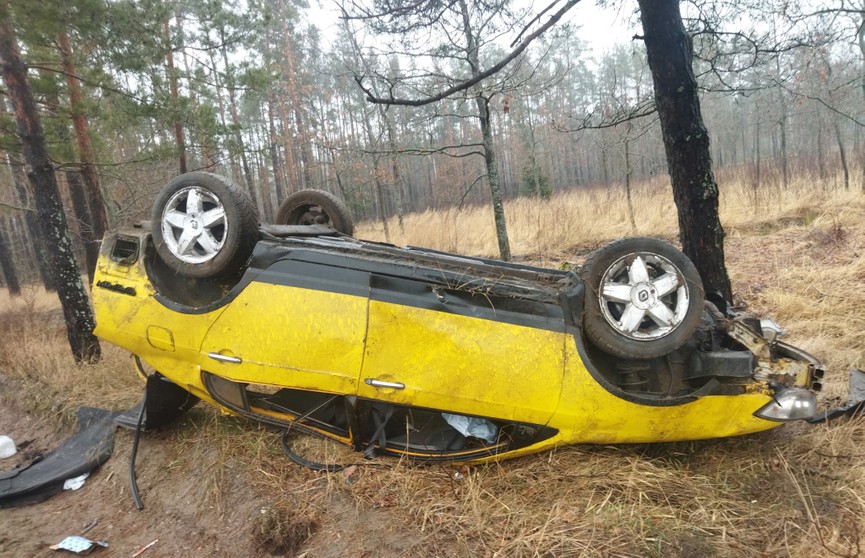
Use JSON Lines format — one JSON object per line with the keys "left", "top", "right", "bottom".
{"left": 754, "top": 387, "right": 817, "bottom": 421}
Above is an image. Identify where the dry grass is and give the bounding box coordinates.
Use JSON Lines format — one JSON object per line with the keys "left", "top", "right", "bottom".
{"left": 0, "top": 286, "right": 141, "bottom": 426}
{"left": 2, "top": 172, "right": 865, "bottom": 556}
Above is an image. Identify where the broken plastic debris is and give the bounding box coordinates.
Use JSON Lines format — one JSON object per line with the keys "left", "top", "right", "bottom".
{"left": 442, "top": 413, "right": 497, "bottom": 443}
{"left": 50, "top": 535, "right": 108, "bottom": 554}
{"left": 807, "top": 369, "right": 865, "bottom": 423}
{"left": 63, "top": 473, "right": 89, "bottom": 491}
{"left": 0, "top": 435, "right": 15, "bottom": 459}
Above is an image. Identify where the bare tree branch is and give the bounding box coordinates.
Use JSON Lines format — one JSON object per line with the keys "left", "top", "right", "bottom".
{"left": 354, "top": 0, "right": 580, "bottom": 106}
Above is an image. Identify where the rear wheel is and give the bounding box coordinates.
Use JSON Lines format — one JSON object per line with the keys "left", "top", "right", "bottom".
{"left": 151, "top": 172, "right": 259, "bottom": 278}
{"left": 581, "top": 237, "right": 704, "bottom": 359}
{"left": 275, "top": 190, "right": 354, "bottom": 236}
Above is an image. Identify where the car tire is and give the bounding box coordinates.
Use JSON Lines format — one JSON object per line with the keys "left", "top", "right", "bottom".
{"left": 580, "top": 237, "right": 704, "bottom": 359}
{"left": 151, "top": 172, "right": 259, "bottom": 278}
{"left": 275, "top": 190, "right": 354, "bottom": 236}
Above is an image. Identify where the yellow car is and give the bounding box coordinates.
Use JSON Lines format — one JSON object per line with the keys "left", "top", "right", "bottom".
{"left": 93, "top": 172, "right": 829, "bottom": 465}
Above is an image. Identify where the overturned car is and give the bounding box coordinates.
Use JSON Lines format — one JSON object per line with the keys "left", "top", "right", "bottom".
{"left": 92, "top": 172, "right": 833, "bottom": 465}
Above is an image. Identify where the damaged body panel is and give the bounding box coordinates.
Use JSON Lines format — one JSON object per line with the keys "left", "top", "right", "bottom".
{"left": 90, "top": 173, "right": 847, "bottom": 465}
{"left": 94, "top": 228, "right": 828, "bottom": 464}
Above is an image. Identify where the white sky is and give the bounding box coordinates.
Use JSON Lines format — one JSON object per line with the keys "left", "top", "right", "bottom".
{"left": 565, "top": 1, "right": 639, "bottom": 56}
{"left": 306, "top": 0, "right": 637, "bottom": 59}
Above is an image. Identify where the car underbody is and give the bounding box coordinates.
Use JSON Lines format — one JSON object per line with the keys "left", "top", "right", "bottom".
{"left": 93, "top": 222, "right": 831, "bottom": 464}
{"left": 88, "top": 172, "right": 862, "bottom": 466}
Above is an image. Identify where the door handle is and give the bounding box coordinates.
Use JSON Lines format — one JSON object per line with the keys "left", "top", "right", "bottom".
{"left": 208, "top": 352, "right": 242, "bottom": 364}
{"left": 364, "top": 378, "right": 405, "bottom": 390}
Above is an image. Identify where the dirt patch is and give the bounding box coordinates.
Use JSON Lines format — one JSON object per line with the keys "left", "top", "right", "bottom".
{"left": 0, "top": 381, "right": 444, "bottom": 558}
{"left": 0, "top": 392, "right": 253, "bottom": 557}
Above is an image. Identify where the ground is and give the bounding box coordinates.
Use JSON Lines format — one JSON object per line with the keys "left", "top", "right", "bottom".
{"left": 2, "top": 187, "right": 865, "bottom": 557}
{"left": 0, "top": 386, "right": 439, "bottom": 558}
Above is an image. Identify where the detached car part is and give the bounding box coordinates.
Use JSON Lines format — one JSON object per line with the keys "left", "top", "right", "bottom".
{"left": 90, "top": 173, "right": 856, "bottom": 465}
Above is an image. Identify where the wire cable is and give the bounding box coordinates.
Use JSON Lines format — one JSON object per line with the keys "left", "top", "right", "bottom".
{"left": 129, "top": 395, "right": 146, "bottom": 510}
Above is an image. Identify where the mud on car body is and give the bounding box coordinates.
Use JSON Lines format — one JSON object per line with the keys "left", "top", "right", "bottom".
{"left": 92, "top": 172, "right": 839, "bottom": 465}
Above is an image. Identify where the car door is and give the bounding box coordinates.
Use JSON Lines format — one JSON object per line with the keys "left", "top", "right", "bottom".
{"left": 357, "top": 274, "right": 566, "bottom": 426}
{"left": 200, "top": 257, "right": 369, "bottom": 395}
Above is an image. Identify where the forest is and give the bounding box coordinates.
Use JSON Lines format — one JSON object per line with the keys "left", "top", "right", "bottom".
{"left": 2, "top": 3, "right": 865, "bottom": 555}
{"left": 0, "top": 0, "right": 863, "bottom": 289}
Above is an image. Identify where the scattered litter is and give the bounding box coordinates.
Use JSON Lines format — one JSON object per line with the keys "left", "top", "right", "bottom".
{"left": 442, "top": 413, "right": 497, "bottom": 443}
{"left": 343, "top": 465, "right": 358, "bottom": 483}
{"left": 0, "top": 435, "right": 16, "bottom": 459}
{"left": 131, "top": 539, "right": 159, "bottom": 557}
{"left": 63, "top": 473, "right": 89, "bottom": 491}
{"left": 50, "top": 535, "right": 108, "bottom": 554}
{"left": 452, "top": 465, "right": 470, "bottom": 481}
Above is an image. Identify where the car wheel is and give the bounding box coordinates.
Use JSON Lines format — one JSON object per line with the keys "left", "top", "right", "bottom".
{"left": 580, "top": 237, "right": 704, "bottom": 359}
{"left": 275, "top": 190, "right": 354, "bottom": 236}
{"left": 151, "top": 172, "right": 259, "bottom": 278}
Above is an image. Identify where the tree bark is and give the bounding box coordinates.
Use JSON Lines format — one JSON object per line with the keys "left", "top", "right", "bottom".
{"left": 6, "top": 150, "right": 56, "bottom": 290}
{"left": 218, "top": 28, "right": 259, "bottom": 210}
{"left": 833, "top": 120, "right": 850, "bottom": 190}
{"left": 775, "top": 57, "right": 789, "bottom": 189}
{"left": 64, "top": 170, "right": 97, "bottom": 283}
{"left": 267, "top": 91, "right": 286, "bottom": 205}
{"left": 56, "top": 30, "right": 109, "bottom": 281}
{"left": 637, "top": 0, "right": 732, "bottom": 302}
{"left": 40, "top": 77, "right": 99, "bottom": 285}
{"left": 361, "top": 108, "right": 392, "bottom": 242}
{"left": 0, "top": 223, "right": 21, "bottom": 296}
{"left": 624, "top": 121, "right": 637, "bottom": 233}
{"left": 459, "top": 0, "right": 511, "bottom": 260}
{"left": 476, "top": 95, "right": 511, "bottom": 260}
{"left": 163, "top": 18, "right": 187, "bottom": 173}
{"left": 280, "top": 1, "right": 314, "bottom": 190}
{"left": 1, "top": 5, "right": 101, "bottom": 362}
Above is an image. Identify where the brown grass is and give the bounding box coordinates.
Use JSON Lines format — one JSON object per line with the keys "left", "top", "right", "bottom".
{"left": 2, "top": 171, "right": 865, "bottom": 556}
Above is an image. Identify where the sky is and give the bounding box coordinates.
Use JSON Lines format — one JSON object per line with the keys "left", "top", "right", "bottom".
{"left": 305, "top": 0, "right": 638, "bottom": 59}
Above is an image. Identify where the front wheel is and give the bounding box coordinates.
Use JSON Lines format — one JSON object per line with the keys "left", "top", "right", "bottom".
{"left": 580, "top": 237, "right": 705, "bottom": 359}
{"left": 151, "top": 172, "right": 259, "bottom": 279}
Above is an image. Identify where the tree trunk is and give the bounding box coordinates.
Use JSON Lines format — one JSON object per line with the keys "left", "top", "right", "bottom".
{"left": 753, "top": 116, "right": 761, "bottom": 208}
{"left": 476, "top": 94, "right": 511, "bottom": 260}
{"left": 6, "top": 150, "right": 55, "bottom": 290}
{"left": 776, "top": 58, "right": 789, "bottom": 189}
{"left": 64, "top": 170, "right": 98, "bottom": 284}
{"left": 361, "top": 108, "right": 391, "bottom": 242}
{"left": 1, "top": 7, "right": 100, "bottom": 362}
{"left": 459, "top": 0, "right": 511, "bottom": 260}
{"left": 0, "top": 224, "right": 21, "bottom": 296}
{"left": 817, "top": 117, "right": 826, "bottom": 184}
{"left": 383, "top": 109, "right": 406, "bottom": 234}
{"left": 344, "top": 27, "right": 405, "bottom": 234}
{"left": 163, "top": 18, "right": 187, "bottom": 173}
{"left": 40, "top": 77, "right": 99, "bottom": 285}
{"left": 279, "top": 3, "right": 314, "bottom": 190}
{"left": 218, "top": 28, "right": 259, "bottom": 210}
{"left": 267, "top": 92, "right": 286, "bottom": 205}
{"left": 56, "top": 30, "right": 109, "bottom": 281}
{"left": 637, "top": 0, "right": 732, "bottom": 302}
{"left": 624, "top": 122, "right": 637, "bottom": 233}
{"left": 859, "top": 16, "right": 865, "bottom": 191}
{"left": 833, "top": 120, "right": 850, "bottom": 191}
